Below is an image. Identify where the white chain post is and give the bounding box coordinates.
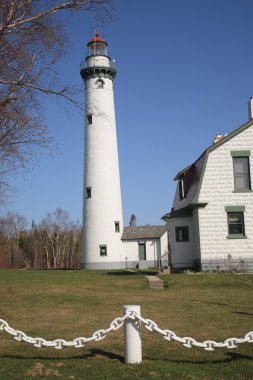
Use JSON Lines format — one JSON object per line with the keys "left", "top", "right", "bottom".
{"left": 1, "top": 315, "right": 253, "bottom": 355}
{"left": 123, "top": 305, "right": 142, "bottom": 364}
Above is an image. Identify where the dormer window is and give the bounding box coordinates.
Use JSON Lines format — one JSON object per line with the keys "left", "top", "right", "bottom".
{"left": 179, "top": 178, "right": 185, "bottom": 200}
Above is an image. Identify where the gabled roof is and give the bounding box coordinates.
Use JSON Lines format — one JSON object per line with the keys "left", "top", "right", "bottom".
{"left": 122, "top": 225, "right": 167, "bottom": 240}
{"left": 171, "top": 150, "right": 207, "bottom": 214}
{"left": 168, "top": 118, "right": 253, "bottom": 217}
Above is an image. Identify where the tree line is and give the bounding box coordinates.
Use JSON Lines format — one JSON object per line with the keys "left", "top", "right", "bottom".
{"left": 0, "top": 208, "right": 82, "bottom": 269}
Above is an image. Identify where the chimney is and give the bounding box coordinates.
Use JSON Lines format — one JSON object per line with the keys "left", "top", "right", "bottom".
{"left": 213, "top": 134, "right": 223, "bottom": 144}
{"left": 248, "top": 97, "right": 253, "bottom": 120}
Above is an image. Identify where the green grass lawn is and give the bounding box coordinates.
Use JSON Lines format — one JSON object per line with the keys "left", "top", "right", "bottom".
{"left": 0, "top": 270, "right": 253, "bottom": 379}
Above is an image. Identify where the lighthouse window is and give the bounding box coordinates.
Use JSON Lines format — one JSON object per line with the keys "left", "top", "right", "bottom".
{"left": 114, "top": 221, "right": 120, "bottom": 232}
{"left": 96, "top": 78, "right": 105, "bottom": 89}
{"left": 86, "top": 187, "right": 92, "bottom": 198}
{"left": 100, "top": 245, "right": 107, "bottom": 256}
{"left": 87, "top": 114, "right": 93, "bottom": 124}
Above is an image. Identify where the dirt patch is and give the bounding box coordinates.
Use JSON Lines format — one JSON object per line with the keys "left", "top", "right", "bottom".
{"left": 25, "top": 362, "right": 64, "bottom": 377}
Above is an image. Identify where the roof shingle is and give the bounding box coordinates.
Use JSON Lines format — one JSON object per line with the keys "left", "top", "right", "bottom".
{"left": 122, "top": 225, "right": 167, "bottom": 240}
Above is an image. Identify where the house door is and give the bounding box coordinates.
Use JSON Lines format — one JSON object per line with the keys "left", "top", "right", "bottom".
{"left": 138, "top": 243, "right": 146, "bottom": 261}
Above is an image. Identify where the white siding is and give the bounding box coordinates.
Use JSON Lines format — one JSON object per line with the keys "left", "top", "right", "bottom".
{"left": 169, "top": 217, "right": 195, "bottom": 269}
{"left": 122, "top": 233, "right": 168, "bottom": 269}
{"left": 198, "top": 126, "right": 253, "bottom": 270}
{"left": 192, "top": 209, "right": 201, "bottom": 263}
{"left": 123, "top": 241, "right": 139, "bottom": 267}
{"left": 160, "top": 230, "right": 169, "bottom": 264}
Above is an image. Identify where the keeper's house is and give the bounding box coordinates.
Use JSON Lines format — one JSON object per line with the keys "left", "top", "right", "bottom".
{"left": 163, "top": 99, "right": 253, "bottom": 272}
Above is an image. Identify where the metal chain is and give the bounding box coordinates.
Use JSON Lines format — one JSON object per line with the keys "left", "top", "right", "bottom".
{"left": 131, "top": 311, "right": 253, "bottom": 351}
{"left": 0, "top": 312, "right": 132, "bottom": 350}
{"left": 1, "top": 310, "right": 253, "bottom": 351}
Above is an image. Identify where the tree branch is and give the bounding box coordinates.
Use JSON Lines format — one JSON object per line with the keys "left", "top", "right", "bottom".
{"left": 0, "top": 1, "right": 108, "bottom": 33}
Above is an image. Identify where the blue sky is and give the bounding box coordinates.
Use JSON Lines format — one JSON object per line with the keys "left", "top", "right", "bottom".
{"left": 6, "top": 0, "right": 253, "bottom": 227}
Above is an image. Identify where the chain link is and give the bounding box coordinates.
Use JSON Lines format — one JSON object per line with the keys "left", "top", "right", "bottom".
{"left": 1, "top": 311, "right": 253, "bottom": 352}
{"left": 131, "top": 312, "right": 253, "bottom": 351}
{"left": 0, "top": 314, "right": 130, "bottom": 350}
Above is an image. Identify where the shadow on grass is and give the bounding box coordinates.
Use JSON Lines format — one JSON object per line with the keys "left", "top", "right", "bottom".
{"left": 232, "top": 311, "right": 253, "bottom": 316}
{"left": 105, "top": 271, "right": 158, "bottom": 276}
{"left": 0, "top": 349, "right": 124, "bottom": 363}
{"left": 145, "top": 351, "right": 253, "bottom": 364}
{"left": 1, "top": 351, "right": 252, "bottom": 365}
{"left": 190, "top": 299, "right": 253, "bottom": 311}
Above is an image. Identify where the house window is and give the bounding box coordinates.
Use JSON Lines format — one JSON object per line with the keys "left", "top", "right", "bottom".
{"left": 231, "top": 151, "right": 251, "bottom": 192}
{"left": 227, "top": 212, "right": 245, "bottom": 237}
{"left": 87, "top": 114, "right": 93, "bottom": 124}
{"left": 114, "top": 221, "right": 120, "bottom": 232}
{"left": 179, "top": 178, "right": 185, "bottom": 200}
{"left": 233, "top": 157, "right": 251, "bottom": 190}
{"left": 86, "top": 187, "right": 92, "bottom": 198}
{"left": 138, "top": 242, "right": 146, "bottom": 261}
{"left": 175, "top": 226, "right": 189, "bottom": 242}
{"left": 225, "top": 206, "right": 246, "bottom": 239}
{"left": 100, "top": 245, "right": 107, "bottom": 256}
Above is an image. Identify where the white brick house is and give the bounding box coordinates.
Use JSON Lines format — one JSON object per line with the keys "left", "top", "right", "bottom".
{"left": 163, "top": 104, "right": 253, "bottom": 272}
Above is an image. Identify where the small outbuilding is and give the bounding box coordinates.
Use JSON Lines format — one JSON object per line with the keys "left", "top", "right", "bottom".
{"left": 122, "top": 225, "right": 169, "bottom": 269}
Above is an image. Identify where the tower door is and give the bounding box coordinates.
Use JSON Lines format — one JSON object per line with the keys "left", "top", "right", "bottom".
{"left": 138, "top": 243, "right": 146, "bottom": 261}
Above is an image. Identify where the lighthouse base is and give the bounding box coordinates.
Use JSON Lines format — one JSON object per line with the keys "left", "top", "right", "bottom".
{"left": 82, "top": 261, "right": 125, "bottom": 270}
{"left": 82, "top": 260, "right": 159, "bottom": 270}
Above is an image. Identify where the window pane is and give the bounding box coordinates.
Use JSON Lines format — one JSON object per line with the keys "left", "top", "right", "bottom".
{"left": 179, "top": 179, "right": 185, "bottom": 200}
{"left": 87, "top": 114, "right": 92, "bottom": 124}
{"left": 233, "top": 158, "right": 247, "bottom": 173}
{"left": 86, "top": 187, "right": 92, "bottom": 198}
{"left": 228, "top": 213, "right": 242, "bottom": 223}
{"left": 227, "top": 212, "right": 245, "bottom": 235}
{"left": 234, "top": 174, "right": 249, "bottom": 189}
{"left": 233, "top": 157, "right": 250, "bottom": 190}
{"left": 115, "top": 222, "right": 120, "bottom": 232}
{"left": 229, "top": 224, "right": 243, "bottom": 234}
{"left": 100, "top": 245, "right": 107, "bottom": 256}
{"left": 176, "top": 226, "right": 189, "bottom": 242}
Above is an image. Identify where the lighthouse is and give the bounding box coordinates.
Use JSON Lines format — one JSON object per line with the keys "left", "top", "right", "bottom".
{"left": 80, "top": 33, "right": 124, "bottom": 269}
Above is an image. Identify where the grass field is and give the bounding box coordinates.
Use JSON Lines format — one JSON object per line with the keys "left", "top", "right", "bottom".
{"left": 0, "top": 270, "right": 253, "bottom": 379}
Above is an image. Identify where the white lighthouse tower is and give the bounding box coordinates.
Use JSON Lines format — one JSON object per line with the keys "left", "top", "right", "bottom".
{"left": 80, "top": 33, "right": 124, "bottom": 269}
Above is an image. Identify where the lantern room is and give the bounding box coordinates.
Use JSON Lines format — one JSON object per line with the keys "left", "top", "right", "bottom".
{"left": 87, "top": 32, "right": 108, "bottom": 57}
{"left": 81, "top": 32, "right": 116, "bottom": 81}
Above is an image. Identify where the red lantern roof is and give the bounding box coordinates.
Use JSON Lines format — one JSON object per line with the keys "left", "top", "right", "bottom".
{"left": 88, "top": 32, "right": 108, "bottom": 45}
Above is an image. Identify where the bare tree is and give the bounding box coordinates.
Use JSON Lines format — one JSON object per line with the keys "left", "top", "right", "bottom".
{"left": 0, "top": 0, "right": 112, "bottom": 202}
{"left": 0, "top": 211, "right": 28, "bottom": 268}
{"left": 38, "top": 208, "right": 81, "bottom": 269}
{"left": 0, "top": 209, "right": 81, "bottom": 269}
